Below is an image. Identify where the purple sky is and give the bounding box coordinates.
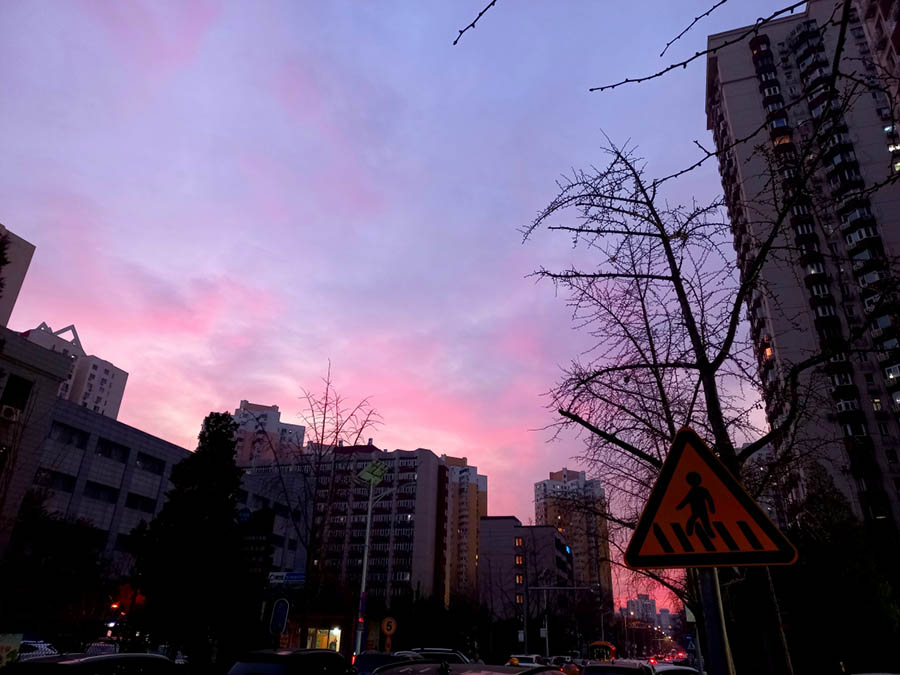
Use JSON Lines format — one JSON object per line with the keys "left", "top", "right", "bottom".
{"left": 1, "top": 1, "right": 785, "bottom": 534}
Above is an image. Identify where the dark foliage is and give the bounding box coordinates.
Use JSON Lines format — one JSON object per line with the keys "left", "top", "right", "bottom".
{"left": 132, "top": 412, "right": 266, "bottom": 664}
{"left": 0, "top": 490, "right": 114, "bottom": 650}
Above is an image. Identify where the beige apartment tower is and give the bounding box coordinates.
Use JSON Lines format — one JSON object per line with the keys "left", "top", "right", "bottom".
{"left": 442, "top": 455, "right": 487, "bottom": 601}
{"left": 534, "top": 468, "right": 613, "bottom": 604}
{"left": 706, "top": 0, "right": 900, "bottom": 529}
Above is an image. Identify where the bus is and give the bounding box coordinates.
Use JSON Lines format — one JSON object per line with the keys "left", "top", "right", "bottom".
{"left": 588, "top": 641, "right": 616, "bottom": 662}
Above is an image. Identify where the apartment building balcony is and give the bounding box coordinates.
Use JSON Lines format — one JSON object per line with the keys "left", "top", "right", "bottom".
{"left": 830, "top": 173, "right": 866, "bottom": 198}
{"left": 829, "top": 380, "right": 859, "bottom": 400}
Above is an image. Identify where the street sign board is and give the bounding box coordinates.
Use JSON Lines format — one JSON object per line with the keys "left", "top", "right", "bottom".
{"left": 625, "top": 428, "right": 797, "bottom": 568}
{"left": 358, "top": 459, "right": 389, "bottom": 486}
{"left": 284, "top": 571, "right": 306, "bottom": 585}
{"left": 381, "top": 617, "right": 397, "bottom": 636}
{"left": 268, "top": 572, "right": 286, "bottom": 585}
{"left": 269, "top": 598, "right": 289, "bottom": 635}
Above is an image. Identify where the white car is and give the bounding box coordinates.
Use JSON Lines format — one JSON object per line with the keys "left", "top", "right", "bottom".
{"left": 17, "top": 641, "right": 58, "bottom": 662}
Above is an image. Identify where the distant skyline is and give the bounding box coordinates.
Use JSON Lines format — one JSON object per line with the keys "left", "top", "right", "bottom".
{"left": 0, "top": 0, "right": 785, "bottom": 531}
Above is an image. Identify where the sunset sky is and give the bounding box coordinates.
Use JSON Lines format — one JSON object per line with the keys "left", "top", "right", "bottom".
{"left": 0, "top": 1, "right": 785, "bottom": 535}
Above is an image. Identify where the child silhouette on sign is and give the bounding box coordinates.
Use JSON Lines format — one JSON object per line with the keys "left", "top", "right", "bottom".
{"left": 676, "top": 471, "right": 716, "bottom": 538}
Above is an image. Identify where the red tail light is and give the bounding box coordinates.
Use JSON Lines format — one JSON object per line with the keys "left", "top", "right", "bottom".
{"left": 351, "top": 655, "right": 357, "bottom": 665}
{"left": 648, "top": 658, "right": 657, "bottom": 665}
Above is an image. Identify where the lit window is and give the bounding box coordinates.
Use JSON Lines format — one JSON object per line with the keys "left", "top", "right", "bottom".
{"left": 516, "top": 594, "right": 524, "bottom": 604}
{"left": 515, "top": 574, "right": 524, "bottom": 585}
{"left": 889, "top": 144, "right": 900, "bottom": 152}
{"left": 515, "top": 555, "right": 524, "bottom": 566}
{"left": 773, "top": 136, "right": 791, "bottom": 146}
{"left": 514, "top": 537, "right": 523, "bottom": 547}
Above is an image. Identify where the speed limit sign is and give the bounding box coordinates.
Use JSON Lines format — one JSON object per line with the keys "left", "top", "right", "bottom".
{"left": 381, "top": 617, "right": 397, "bottom": 636}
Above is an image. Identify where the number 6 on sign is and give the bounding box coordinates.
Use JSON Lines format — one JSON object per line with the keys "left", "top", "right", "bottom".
{"left": 381, "top": 617, "right": 397, "bottom": 636}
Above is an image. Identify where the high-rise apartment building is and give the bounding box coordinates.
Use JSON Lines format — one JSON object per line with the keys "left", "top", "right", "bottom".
{"left": 232, "top": 400, "right": 305, "bottom": 466}
{"left": 625, "top": 593, "right": 657, "bottom": 625}
{"left": 857, "top": 0, "right": 900, "bottom": 98}
{"left": 22, "top": 322, "right": 128, "bottom": 419}
{"left": 534, "top": 469, "right": 613, "bottom": 604}
{"left": 241, "top": 444, "right": 449, "bottom": 601}
{"left": 707, "top": 0, "right": 900, "bottom": 528}
{"left": 0, "top": 225, "right": 35, "bottom": 328}
{"left": 442, "top": 455, "right": 487, "bottom": 601}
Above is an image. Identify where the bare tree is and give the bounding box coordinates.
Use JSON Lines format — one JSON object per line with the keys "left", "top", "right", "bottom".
{"left": 239, "top": 362, "right": 382, "bottom": 586}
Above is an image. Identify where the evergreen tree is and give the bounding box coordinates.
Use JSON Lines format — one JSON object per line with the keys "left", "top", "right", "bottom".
{"left": 133, "top": 412, "right": 258, "bottom": 663}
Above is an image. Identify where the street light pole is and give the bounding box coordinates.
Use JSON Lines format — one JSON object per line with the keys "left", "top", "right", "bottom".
{"left": 353, "top": 458, "right": 390, "bottom": 657}
{"left": 354, "top": 478, "right": 375, "bottom": 656}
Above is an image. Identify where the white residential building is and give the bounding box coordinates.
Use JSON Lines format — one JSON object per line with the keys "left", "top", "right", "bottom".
{"left": 232, "top": 400, "right": 306, "bottom": 466}
{"left": 22, "top": 322, "right": 127, "bottom": 419}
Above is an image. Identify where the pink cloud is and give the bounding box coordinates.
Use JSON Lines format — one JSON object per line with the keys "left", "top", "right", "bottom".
{"left": 77, "top": 0, "right": 220, "bottom": 76}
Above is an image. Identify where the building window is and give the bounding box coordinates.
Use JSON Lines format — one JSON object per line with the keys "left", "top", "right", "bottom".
{"left": 33, "top": 468, "right": 76, "bottom": 492}
{"left": 515, "top": 555, "right": 524, "bottom": 566}
{"left": 873, "top": 398, "right": 883, "bottom": 411}
{"left": 95, "top": 438, "right": 130, "bottom": 463}
{"left": 878, "top": 422, "right": 890, "bottom": 435}
{"left": 84, "top": 480, "right": 119, "bottom": 504}
{"left": 125, "top": 492, "right": 156, "bottom": 513}
{"left": 515, "top": 574, "right": 524, "bottom": 585}
{"left": 49, "top": 421, "right": 90, "bottom": 449}
{"left": 0, "top": 375, "right": 33, "bottom": 411}
{"left": 515, "top": 594, "right": 524, "bottom": 604}
{"left": 514, "top": 537, "right": 523, "bottom": 547}
{"left": 135, "top": 452, "right": 165, "bottom": 476}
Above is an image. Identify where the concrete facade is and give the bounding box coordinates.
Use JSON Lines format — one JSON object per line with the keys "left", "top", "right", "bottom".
{"left": 22, "top": 323, "right": 128, "bottom": 419}
{"left": 707, "top": 0, "right": 900, "bottom": 528}
{"left": 29, "top": 398, "right": 190, "bottom": 574}
{"left": 0, "top": 326, "right": 71, "bottom": 553}
{"left": 0, "top": 225, "right": 35, "bottom": 328}
{"left": 478, "top": 516, "right": 574, "bottom": 622}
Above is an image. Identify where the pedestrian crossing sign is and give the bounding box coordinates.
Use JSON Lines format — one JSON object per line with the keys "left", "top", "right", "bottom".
{"left": 625, "top": 427, "right": 797, "bottom": 569}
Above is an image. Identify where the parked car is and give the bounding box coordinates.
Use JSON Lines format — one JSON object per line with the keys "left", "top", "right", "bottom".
{"left": 6, "top": 653, "right": 178, "bottom": 674}
{"left": 229, "top": 649, "right": 353, "bottom": 675}
{"left": 649, "top": 665, "right": 699, "bottom": 674}
{"left": 582, "top": 661, "right": 654, "bottom": 675}
{"left": 549, "top": 656, "right": 580, "bottom": 675}
{"left": 355, "top": 652, "right": 422, "bottom": 675}
{"left": 83, "top": 642, "right": 119, "bottom": 657}
{"left": 376, "top": 663, "right": 556, "bottom": 675}
{"left": 506, "top": 656, "right": 546, "bottom": 667}
{"left": 407, "top": 649, "right": 469, "bottom": 664}
{"left": 16, "top": 642, "right": 58, "bottom": 662}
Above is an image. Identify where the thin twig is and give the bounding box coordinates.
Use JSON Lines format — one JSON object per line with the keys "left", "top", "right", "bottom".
{"left": 660, "top": 0, "right": 729, "bottom": 58}
{"left": 453, "top": 0, "right": 498, "bottom": 46}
